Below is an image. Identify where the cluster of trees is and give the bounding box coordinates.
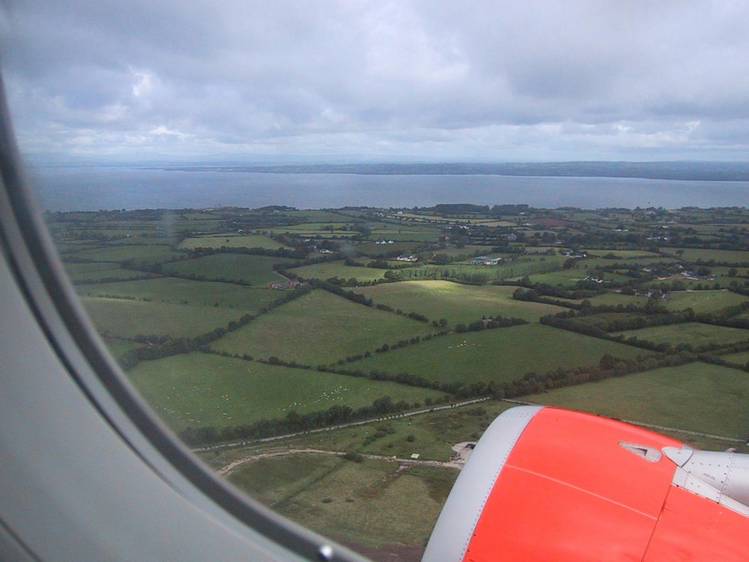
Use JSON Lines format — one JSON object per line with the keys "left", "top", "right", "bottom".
{"left": 179, "top": 395, "right": 431, "bottom": 446}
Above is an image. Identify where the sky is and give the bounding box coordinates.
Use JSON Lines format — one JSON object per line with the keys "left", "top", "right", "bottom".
{"left": 2, "top": 0, "right": 749, "bottom": 163}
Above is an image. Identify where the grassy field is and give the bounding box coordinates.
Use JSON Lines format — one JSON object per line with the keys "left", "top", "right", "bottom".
{"left": 720, "top": 351, "right": 749, "bottom": 365}
{"left": 614, "top": 322, "right": 749, "bottom": 348}
{"left": 355, "top": 281, "right": 564, "bottom": 324}
{"left": 179, "top": 234, "right": 288, "bottom": 250}
{"left": 70, "top": 244, "right": 184, "bottom": 264}
{"left": 663, "top": 290, "right": 748, "bottom": 313}
{"left": 583, "top": 249, "right": 661, "bottom": 258}
{"left": 524, "top": 362, "right": 749, "bottom": 439}
{"left": 661, "top": 248, "right": 749, "bottom": 263}
{"left": 162, "top": 254, "right": 298, "bottom": 285}
{"left": 347, "top": 324, "right": 647, "bottom": 386}
{"left": 367, "top": 226, "right": 441, "bottom": 242}
{"left": 399, "top": 256, "right": 567, "bottom": 283}
{"left": 529, "top": 267, "right": 632, "bottom": 288}
{"left": 586, "top": 293, "right": 650, "bottom": 307}
{"left": 211, "top": 290, "right": 435, "bottom": 365}
{"left": 82, "top": 297, "right": 245, "bottom": 338}
{"left": 288, "top": 260, "right": 388, "bottom": 282}
{"left": 129, "top": 353, "right": 445, "bottom": 431}
{"left": 103, "top": 338, "right": 143, "bottom": 362}
{"left": 63, "top": 262, "right": 158, "bottom": 283}
{"left": 78, "top": 277, "right": 282, "bottom": 311}
{"left": 355, "top": 241, "right": 422, "bottom": 257}
{"left": 228, "top": 455, "right": 455, "bottom": 554}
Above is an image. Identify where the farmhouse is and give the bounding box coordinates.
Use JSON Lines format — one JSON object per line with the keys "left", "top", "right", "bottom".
{"left": 396, "top": 255, "right": 418, "bottom": 262}
{"left": 471, "top": 256, "right": 503, "bottom": 266}
{"left": 268, "top": 279, "right": 302, "bottom": 290}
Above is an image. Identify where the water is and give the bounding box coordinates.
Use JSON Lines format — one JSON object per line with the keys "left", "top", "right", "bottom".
{"left": 28, "top": 166, "right": 749, "bottom": 211}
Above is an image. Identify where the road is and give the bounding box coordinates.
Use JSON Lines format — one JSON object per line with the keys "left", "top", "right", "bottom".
{"left": 217, "top": 447, "right": 465, "bottom": 477}
{"left": 192, "top": 396, "right": 491, "bottom": 453}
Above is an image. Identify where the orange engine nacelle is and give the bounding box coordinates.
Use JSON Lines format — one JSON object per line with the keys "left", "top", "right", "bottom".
{"left": 423, "top": 406, "right": 749, "bottom": 562}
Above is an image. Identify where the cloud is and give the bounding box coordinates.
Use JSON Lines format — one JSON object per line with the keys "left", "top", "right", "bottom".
{"left": 3, "top": 0, "right": 749, "bottom": 161}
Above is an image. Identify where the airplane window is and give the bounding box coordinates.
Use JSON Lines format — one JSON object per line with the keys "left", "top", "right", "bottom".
{"left": 3, "top": 2, "right": 749, "bottom": 561}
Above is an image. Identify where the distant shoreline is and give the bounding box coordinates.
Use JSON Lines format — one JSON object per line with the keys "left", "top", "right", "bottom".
{"left": 154, "top": 162, "right": 749, "bottom": 182}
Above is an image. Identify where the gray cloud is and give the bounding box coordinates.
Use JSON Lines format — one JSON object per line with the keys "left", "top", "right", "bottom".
{"left": 3, "top": 0, "right": 749, "bottom": 161}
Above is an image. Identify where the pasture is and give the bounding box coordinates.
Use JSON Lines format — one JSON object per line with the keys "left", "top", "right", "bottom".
{"left": 524, "top": 362, "right": 749, "bottom": 439}
{"left": 70, "top": 244, "right": 184, "bottom": 265}
{"left": 210, "top": 289, "right": 435, "bottom": 365}
{"left": 288, "top": 260, "right": 388, "bottom": 282}
{"left": 81, "top": 297, "right": 245, "bottom": 339}
{"left": 661, "top": 248, "right": 749, "bottom": 264}
{"left": 355, "top": 280, "right": 564, "bottom": 324}
{"left": 179, "top": 234, "right": 288, "bottom": 250}
{"left": 63, "top": 262, "right": 158, "bottom": 283}
{"left": 347, "top": 324, "right": 646, "bottom": 386}
{"left": 663, "top": 290, "right": 747, "bottom": 313}
{"left": 162, "top": 254, "right": 298, "bottom": 285}
{"left": 586, "top": 293, "right": 649, "bottom": 307}
{"left": 128, "top": 352, "right": 445, "bottom": 431}
{"left": 614, "top": 322, "right": 749, "bottom": 348}
{"left": 228, "top": 455, "right": 456, "bottom": 554}
{"left": 78, "top": 277, "right": 281, "bottom": 311}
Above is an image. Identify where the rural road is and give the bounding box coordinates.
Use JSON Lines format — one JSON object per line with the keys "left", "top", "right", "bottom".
{"left": 217, "top": 446, "right": 468, "bottom": 477}
{"left": 192, "top": 396, "right": 492, "bottom": 453}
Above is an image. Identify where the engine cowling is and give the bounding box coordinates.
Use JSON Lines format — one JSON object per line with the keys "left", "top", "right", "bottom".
{"left": 423, "top": 406, "right": 749, "bottom": 562}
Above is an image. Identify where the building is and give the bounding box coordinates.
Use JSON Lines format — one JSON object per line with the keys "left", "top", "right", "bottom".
{"left": 472, "top": 256, "right": 503, "bottom": 266}
{"left": 396, "top": 255, "right": 418, "bottom": 262}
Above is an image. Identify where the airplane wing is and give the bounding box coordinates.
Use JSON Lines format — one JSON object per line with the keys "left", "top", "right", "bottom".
{"left": 424, "top": 406, "right": 749, "bottom": 562}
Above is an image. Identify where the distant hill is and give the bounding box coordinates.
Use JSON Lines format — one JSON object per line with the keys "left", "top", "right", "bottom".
{"left": 163, "top": 161, "right": 749, "bottom": 181}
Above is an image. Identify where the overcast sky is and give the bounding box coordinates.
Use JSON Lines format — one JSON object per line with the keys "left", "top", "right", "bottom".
{"left": 3, "top": 1, "right": 749, "bottom": 163}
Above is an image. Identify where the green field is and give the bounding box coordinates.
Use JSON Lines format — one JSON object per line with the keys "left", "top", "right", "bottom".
{"left": 63, "top": 262, "right": 158, "bottom": 283}
{"left": 82, "top": 297, "right": 245, "bottom": 339}
{"left": 103, "top": 338, "right": 143, "bottom": 362}
{"left": 524, "top": 362, "right": 749, "bottom": 438}
{"left": 210, "top": 290, "right": 434, "bottom": 365}
{"left": 78, "top": 277, "right": 281, "bottom": 311}
{"left": 228, "top": 455, "right": 456, "bottom": 553}
{"left": 368, "top": 226, "right": 441, "bottom": 242}
{"left": 614, "top": 322, "right": 749, "bottom": 348}
{"left": 163, "top": 254, "right": 297, "bottom": 285}
{"left": 583, "top": 249, "right": 661, "bottom": 258}
{"left": 355, "top": 280, "right": 564, "bottom": 324}
{"left": 661, "top": 248, "right": 749, "bottom": 264}
{"left": 586, "top": 293, "right": 650, "bottom": 307}
{"left": 71, "top": 244, "right": 184, "bottom": 264}
{"left": 348, "top": 324, "right": 647, "bottom": 386}
{"left": 354, "top": 241, "right": 422, "bottom": 257}
{"left": 179, "top": 234, "right": 288, "bottom": 250}
{"left": 399, "top": 255, "right": 567, "bottom": 283}
{"left": 720, "top": 351, "right": 749, "bottom": 365}
{"left": 663, "top": 290, "right": 748, "bottom": 313}
{"left": 288, "top": 260, "right": 388, "bottom": 282}
{"left": 129, "top": 353, "right": 445, "bottom": 431}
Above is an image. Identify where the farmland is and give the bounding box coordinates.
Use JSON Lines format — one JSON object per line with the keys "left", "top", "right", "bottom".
{"left": 288, "top": 260, "right": 388, "bottom": 282}
{"left": 81, "top": 297, "right": 246, "bottom": 339}
{"left": 347, "top": 324, "right": 647, "bottom": 386}
{"left": 662, "top": 289, "right": 747, "bottom": 313}
{"left": 129, "top": 352, "right": 445, "bottom": 431}
{"left": 162, "top": 254, "right": 298, "bottom": 285}
{"left": 525, "top": 362, "right": 749, "bottom": 439}
{"left": 355, "top": 280, "right": 564, "bottom": 324}
{"left": 210, "top": 289, "right": 435, "bottom": 365}
{"left": 614, "top": 322, "right": 749, "bottom": 348}
{"left": 78, "top": 277, "right": 282, "bottom": 311}
{"left": 179, "top": 233, "right": 288, "bottom": 250}
{"left": 47, "top": 203, "right": 749, "bottom": 562}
